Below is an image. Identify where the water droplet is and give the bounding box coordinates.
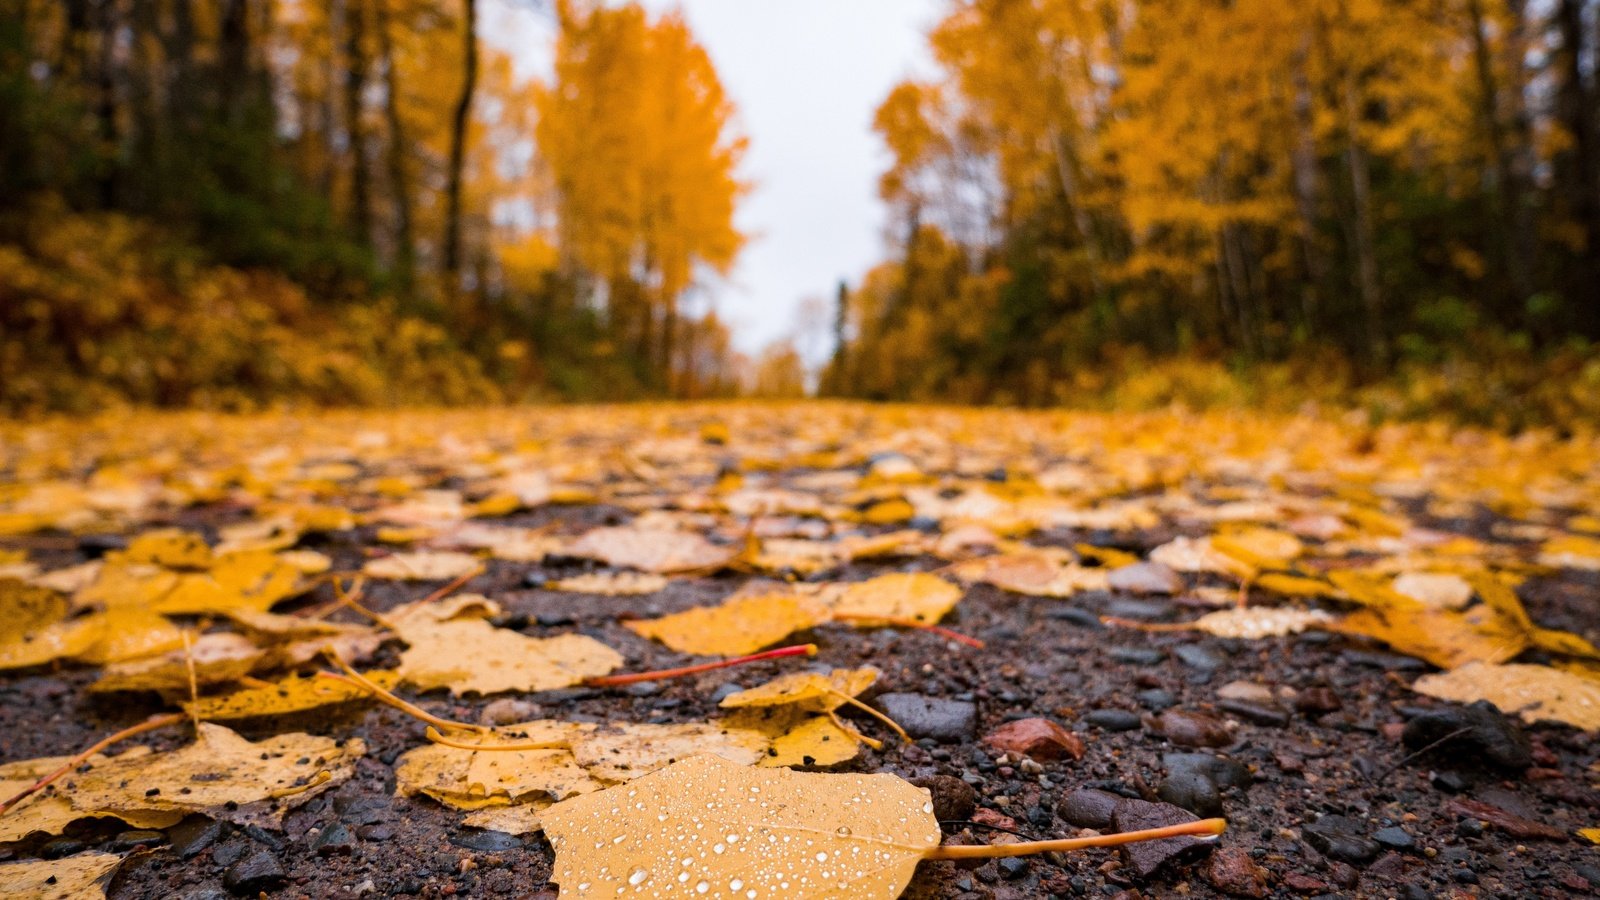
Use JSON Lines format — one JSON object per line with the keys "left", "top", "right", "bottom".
{"left": 922, "top": 802, "right": 934, "bottom": 814}
{"left": 695, "top": 881, "right": 710, "bottom": 894}
{"left": 713, "top": 842, "right": 726, "bottom": 854}
{"left": 747, "top": 892, "right": 758, "bottom": 899}
{"left": 611, "top": 835, "right": 626, "bottom": 844}
{"left": 815, "top": 852, "right": 829, "bottom": 862}
{"left": 730, "top": 879, "right": 743, "bottom": 891}
{"left": 835, "top": 826, "right": 852, "bottom": 836}
{"left": 577, "top": 884, "right": 590, "bottom": 893}
{"left": 627, "top": 868, "right": 649, "bottom": 886}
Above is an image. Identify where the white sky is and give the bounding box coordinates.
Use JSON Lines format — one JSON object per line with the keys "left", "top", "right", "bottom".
{"left": 489, "top": 0, "right": 939, "bottom": 357}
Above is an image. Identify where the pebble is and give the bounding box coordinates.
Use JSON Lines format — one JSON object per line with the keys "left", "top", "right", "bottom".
{"left": 1111, "top": 798, "right": 1214, "bottom": 877}
{"left": 103, "top": 830, "right": 167, "bottom": 852}
{"left": 1216, "top": 681, "right": 1275, "bottom": 703}
{"left": 1174, "top": 644, "right": 1225, "bottom": 671}
{"left": 451, "top": 829, "right": 523, "bottom": 852}
{"left": 709, "top": 682, "right": 744, "bottom": 703}
{"left": 1057, "top": 788, "right": 1122, "bottom": 828}
{"left": 480, "top": 697, "right": 541, "bottom": 725}
{"left": 334, "top": 795, "right": 390, "bottom": 826}
{"left": 1204, "top": 846, "right": 1269, "bottom": 898}
{"left": 1157, "top": 770, "right": 1223, "bottom": 817}
{"left": 1105, "top": 599, "right": 1174, "bottom": 620}
{"left": 1111, "top": 647, "right": 1166, "bottom": 665}
{"left": 77, "top": 533, "right": 128, "bottom": 556}
{"left": 168, "top": 817, "right": 228, "bottom": 859}
{"left": 1044, "top": 606, "right": 1104, "bottom": 629}
{"left": 911, "top": 775, "right": 977, "bottom": 823}
{"left": 1163, "top": 752, "right": 1252, "bottom": 790}
{"left": 223, "top": 850, "right": 286, "bottom": 895}
{"left": 1217, "top": 698, "right": 1290, "bottom": 727}
{"left": 1084, "top": 709, "right": 1142, "bottom": 732}
{"left": 874, "top": 693, "right": 977, "bottom": 742}
{"left": 1402, "top": 700, "right": 1531, "bottom": 770}
{"left": 1136, "top": 688, "right": 1178, "bottom": 710}
{"left": 1293, "top": 687, "right": 1342, "bottom": 715}
{"left": 356, "top": 824, "right": 395, "bottom": 841}
{"left": 980, "top": 717, "right": 1084, "bottom": 761}
{"left": 623, "top": 680, "right": 660, "bottom": 697}
{"left": 313, "top": 823, "right": 357, "bottom": 856}
{"left": 1340, "top": 649, "right": 1428, "bottom": 670}
{"left": 997, "top": 857, "right": 1030, "bottom": 879}
{"left": 39, "top": 837, "right": 86, "bottom": 859}
{"left": 1372, "top": 826, "right": 1415, "bottom": 851}
{"left": 1301, "top": 814, "right": 1380, "bottom": 864}
{"left": 1107, "top": 562, "right": 1184, "bottom": 595}
{"left": 1147, "top": 709, "right": 1233, "bottom": 747}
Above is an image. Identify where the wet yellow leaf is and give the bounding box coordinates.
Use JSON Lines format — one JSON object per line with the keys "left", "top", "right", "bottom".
{"left": 828, "top": 572, "right": 962, "bottom": 624}
{"left": 1150, "top": 536, "right": 1251, "bottom": 577}
{"left": 462, "top": 799, "right": 553, "bottom": 834}
{"left": 860, "top": 497, "right": 915, "bottom": 524}
{"left": 543, "top": 754, "right": 941, "bottom": 899}
{"left": 548, "top": 572, "right": 668, "bottom": 595}
{"left": 1181, "top": 607, "right": 1335, "bottom": 639}
{"left": 1212, "top": 527, "right": 1304, "bottom": 569}
{"left": 156, "top": 551, "right": 304, "bottom": 615}
{"left": 393, "top": 602, "right": 622, "bottom": 694}
{"left": 947, "top": 553, "right": 1109, "bottom": 597}
{"left": 566, "top": 525, "right": 734, "bottom": 573}
{"left": 91, "top": 632, "right": 264, "bottom": 693}
{"left": 1, "top": 851, "right": 125, "bottom": 900}
{"left": 0, "top": 747, "right": 175, "bottom": 842}
{"left": 1392, "top": 572, "right": 1473, "bottom": 609}
{"left": 1538, "top": 534, "right": 1600, "bottom": 570}
{"left": 718, "top": 668, "right": 879, "bottom": 714}
{"left": 362, "top": 550, "right": 483, "bottom": 581}
{"left": 1253, "top": 573, "right": 1335, "bottom": 598}
{"left": 123, "top": 527, "right": 213, "bottom": 569}
{"left": 761, "top": 715, "right": 863, "bottom": 768}
{"left": 395, "top": 722, "right": 600, "bottom": 809}
{"left": 1333, "top": 605, "right": 1527, "bottom": 670}
{"left": 184, "top": 671, "right": 399, "bottom": 720}
{"left": 1412, "top": 662, "right": 1600, "bottom": 731}
{"left": 625, "top": 592, "right": 831, "bottom": 656}
{"left": 74, "top": 608, "right": 188, "bottom": 665}
{"left": 570, "top": 722, "right": 772, "bottom": 783}
{"left": 1579, "top": 827, "right": 1600, "bottom": 845}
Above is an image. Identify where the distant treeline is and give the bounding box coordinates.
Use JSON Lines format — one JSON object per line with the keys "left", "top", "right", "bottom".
{"left": 0, "top": 0, "right": 749, "bottom": 412}
{"left": 820, "top": 0, "right": 1600, "bottom": 427}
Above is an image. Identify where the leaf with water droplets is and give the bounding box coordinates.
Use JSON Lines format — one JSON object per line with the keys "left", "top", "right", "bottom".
{"left": 718, "top": 668, "right": 879, "bottom": 715}
{"left": 543, "top": 753, "right": 941, "bottom": 899}
{"left": 1184, "top": 607, "right": 1335, "bottom": 639}
{"left": 1411, "top": 662, "right": 1600, "bottom": 731}
{"left": 625, "top": 592, "right": 831, "bottom": 656}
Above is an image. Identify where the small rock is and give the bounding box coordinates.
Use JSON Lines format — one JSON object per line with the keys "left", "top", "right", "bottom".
{"left": 1111, "top": 798, "right": 1214, "bottom": 877}
{"left": 1105, "top": 599, "right": 1174, "bottom": 621}
{"left": 875, "top": 694, "right": 977, "bottom": 742}
{"left": 104, "top": 829, "right": 167, "bottom": 852}
{"left": 480, "top": 698, "right": 540, "bottom": 726}
{"left": 1057, "top": 788, "right": 1122, "bottom": 828}
{"left": 1173, "top": 644, "right": 1225, "bottom": 671}
{"left": 709, "top": 682, "right": 744, "bottom": 703}
{"left": 356, "top": 824, "right": 395, "bottom": 841}
{"left": 334, "top": 795, "right": 390, "bottom": 826}
{"left": 1372, "top": 826, "right": 1415, "bottom": 851}
{"left": 39, "top": 837, "right": 87, "bottom": 859}
{"left": 451, "top": 829, "right": 523, "bottom": 852}
{"left": 1301, "top": 814, "right": 1380, "bottom": 864}
{"left": 1044, "top": 607, "right": 1104, "bottom": 629}
{"left": 1204, "top": 846, "right": 1268, "bottom": 898}
{"left": 78, "top": 533, "right": 128, "bottom": 556}
{"left": 997, "top": 857, "right": 1030, "bottom": 879}
{"left": 981, "top": 718, "right": 1085, "bottom": 761}
{"left": 1157, "top": 770, "right": 1222, "bottom": 817}
{"left": 241, "top": 824, "right": 284, "bottom": 850}
{"left": 1443, "top": 797, "right": 1568, "bottom": 840}
{"left": 912, "top": 775, "right": 978, "bottom": 824}
{"left": 1163, "top": 753, "right": 1252, "bottom": 790}
{"left": 1280, "top": 872, "right": 1329, "bottom": 894}
{"left": 223, "top": 850, "right": 286, "bottom": 895}
{"left": 1217, "top": 699, "right": 1289, "bottom": 727}
{"left": 1402, "top": 701, "right": 1531, "bottom": 770}
{"left": 168, "top": 816, "right": 228, "bottom": 859}
{"left": 1147, "top": 709, "right": 1233, "bottom": 747}
{"left": 1107, "top": 562, "right": 1184, "bottom": 595}
{"left": 1215, "top": 681, "right": 1275, "bottom": 703}
{"left": 1135, "top": 689, "right": 1177, "bottom": 710}
{"left": 1431, "top": 770, "right": 1469, "bottom": 793}
{"left": 1084, "top": 709, "right": 1142, "bottom": 732}
{"left": 1111, "top": 647, "right": 1166, "bottom": 666}
{"left": 313, "top": 823, "right": 357, "bottom": 856}
{"left": 1293, "top": 687, "right": 1342, "bottom": 715}
{"left": 970, "top": 807, "right": 1020, "bottom": 833}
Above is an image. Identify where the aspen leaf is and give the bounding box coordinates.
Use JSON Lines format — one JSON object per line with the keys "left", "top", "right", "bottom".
{"left": 123, "top": 528, "right": 212, "bottom": 568}
{"left": 397, "top": 618, "right": 624, "bottom": 694}
{"left": 1579, "top": 827, "right": 1600, "bottom": 845}
{"left": 948, "top": 554, "right": 1108, "bottom": 597}
{"left": 0, "top": 748, "right": 175, "bottom": 842}
{"left": 1183, "top": 607, "right": 1335, "bottom": 639}
{"left": 1211, "top": 527, "right": 1304, "bottom": 569}
{"left": 828, "top": 573, "right": 963, "bottom": 625}
{"left": 362, "top": 550, "right": 483, "bottom": 581}
{"left": 1412, "top": 663, "right": 1600, "bottom": 731}
{"left": 761, "top": 716, "right": 863, "bottom": 768}
{"left": 74, "top": 608, "right": 188, "bottom": 665}
{"left": 1538, "top": 534, "right": 1600, "bottom": 570}
{"left": 1392, "top": 572, "right": 1473, "bottom": 609}
{"left": 1150, "top": 536, "right": 1250, "bottom": 577}
{"left": 183, "top": 670, "right": 399, "bottom": 720}
{"left": 625, "top": 592, "right": 831, "bottom": 656}
{"left": 570, "top": 722, "right": 772, "bottom": 783}
{"left": 1253, "top": 573, "right": 1336, "bottom": 598}
{"left": 543, "top": 754, "right": 941, "bottom": 899}
{"left": 719, "top": 668, "right": 879, "bottom": 714}
{"left": 463, "top": 799, "right": 553, "bottom": 834}
{"left": 395, "top": 722, "right": 600, "bottom": 809}
{"left": 91, "top": 632, "right": 264, "bottom": 693}
{"left": 1, "top": 851, "right": 125, "bottom": 900}
{"left": 0, "top": 615, "right": 102, "bottom": 671}
{"left": 567, "top": 525, "right": 734, "bottom": 573}
{"left": 548, "top": 571, "right": 668, "bottom": 596}
{"left": 155, "top": 550, "right": 304, "bottom": 615}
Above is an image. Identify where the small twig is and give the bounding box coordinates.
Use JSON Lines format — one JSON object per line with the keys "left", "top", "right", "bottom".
{"left": 1367, "top": 725, "right": 1472, "bottom": 785}
{"left": 827, "top": 688, "right": 912, "bottom": 742}
{"left": 831, "top": 613, "right": 985, "bottom": 649}
{"left": 1101, "top": 616, "right": 1194, "bottom": 632}
{"left": 826, "top": 710, "right": 883, "bottom": 750}
{"left": 417, "top": 566, "right": 484, "bottom": 605}
{"left": 925, "top": 818, "right": 1227, "bottom": 860}
{"left": 267, "top": 769, "right": 331, "bottom": 799}
{"left": 0, "top": 712, "right": 187, "bottom": 817}
{"left": 585, "top": 644, "right": 818, "bottom": 688}
{"left": 181, "top": 628, "right": 201, "bottom": 727}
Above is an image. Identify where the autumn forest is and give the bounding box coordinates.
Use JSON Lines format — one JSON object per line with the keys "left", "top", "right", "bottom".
{"left": 1, "top": 0, "right": 1599, "bottom": 421}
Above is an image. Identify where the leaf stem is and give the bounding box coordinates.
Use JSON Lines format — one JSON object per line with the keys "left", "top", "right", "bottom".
{"left": 925, "top": 818, "right": 1227, "bottom": 860}
{"left": 424, "top": 726, "right": 569, "bottom": 751}
{"left": 417, "top": 565, "right": 484, "bottom": 604}
{"left": 827, "top": 689, "right": 912, "bottom": 742}
{"left": 0, "top": 712, "right": 187, "bottom": 817}
{"left": 585, "top": 643, "right": 818, "bottom": 687}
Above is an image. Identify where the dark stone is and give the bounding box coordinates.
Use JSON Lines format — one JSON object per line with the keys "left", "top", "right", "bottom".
{"left": 710, "top": 682, "right": 744, "bottom": 703}
{"left": 313, "top": 823, "right": 356, "bottom": 856}
{"left": 1217, "top": 699, "right": 1290, "bottom": 727}
{"left": 1204, "top": 846, "right": 1269, "bottom": 898}
{"left": 1107, "top": 562, "right": 1184, "bottom": 595}
{"left": 1163, "top": 753, "right": 1252, "bottom": 790}
{"left": 104, "top": 829, "right": 167, "bottom": 852}
{"left": 1401, "top": 701, "right": 1532, "bottom": 770}
{"left": 1057, "top": 789, "right": 1122, "bottom": 828}
{"left": 1111, "top": 798, "right": 1214, "bottom": 878}
{"left": 1431, "top": 770, "right": 1470, "bottom": 793}
{"left": 874, "top": 693, "right": 977, "bottom": 742}
{"left": 78, "top": 533, "right": 128, "bottom": 556}
{"left": 1084, "top": 709, "right": 1142, "bottom": 732}
{"left": 241, "top": 824, "right": 283, "bottom": 849}
{"left": 1302, "top": 814, "right": 1380, "bottom": 864}
{"left": 998, "top": 857, "right": 1030, "bottom": 879}
{"left": 1044, "top": 607, "right": 1104, "bottom": 629}
{"left": 168, "top": 816, "right": 228, "bottom": 859}
{"left": 1372, "top": 826, "right": 1415, "bottom": 851}
{"left": 1110, "top": 647, "right": 1166, "bottom": 666}
{"left": 39, "top": 837, "right": 87, "bottom": 859}
{"left": 333, "top": 795, "right": 390, "bottom": 826}
{"left": 1136, "top": 689, "right": 1178, "bottom": 710}
{"left": 623, "top": 681, "right": 660, "bottom": 697}
{"left": 911, "top": 775, "right": 978, "bottom": 824}
{"left": 1341, "top": 650, "right": 1428, "bottom": 671}
{"left": 211, "top": 840, "right": 248, "bottom": 868}
{"left": 1105, "top": 599, "right": 1173, "bottom": 621}
{"left": 1294, "top": 687, "right": 1342, "bottom": 715}
{"left": 356, "top": 824, "right": 395, "bottom": 841}
{"left": 539, "top": 688, "right": 601, "bottom": 703}
{"left": 1157, "top": 770, "right": 1224, "bottom": 817}
{"left": 222, "top": 850, "right": 286, "bottom": 895}
{"left": 1173, "top": 644, "right": 1226, "bottom": 671}
{"left": 450, "top": 829, "right": 523, "bottom": 852}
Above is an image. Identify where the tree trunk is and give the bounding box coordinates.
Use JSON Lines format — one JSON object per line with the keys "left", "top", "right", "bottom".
{"left": 1290, "top": 32, "right": 1326, "bottom": 336}
{"left": 375, "top": 0, "right": 415, "bottom": 294}
{"left": 1555, "top": 0, "right": 1600, "bottom": 335}
{"left": 442, "top": 0, "right": 478, "bottom": 280}
{"left": 1341, "top": 80, "right": 1385, "bottom": 367}
{"left": 342, "top": 0, "right": 373, "bottom": 252}
{"left": 1468, "top": 0, "right": 1532, "bottom": 318}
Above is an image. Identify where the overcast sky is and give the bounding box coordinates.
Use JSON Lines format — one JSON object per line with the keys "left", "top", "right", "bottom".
{"left": 490, "top": 0, "right": 939, "bottom": 357}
